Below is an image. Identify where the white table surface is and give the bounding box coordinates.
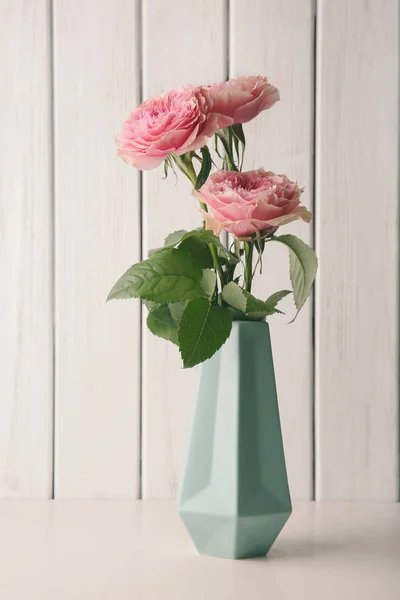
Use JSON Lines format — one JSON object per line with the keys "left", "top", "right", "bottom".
{"left": 0, "top": 500, "right": 399, "bottom": 599}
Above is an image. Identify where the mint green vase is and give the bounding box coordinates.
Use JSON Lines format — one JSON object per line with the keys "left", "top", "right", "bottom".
{"left": 178, "top": 320, "right": 291, "bottom": 559}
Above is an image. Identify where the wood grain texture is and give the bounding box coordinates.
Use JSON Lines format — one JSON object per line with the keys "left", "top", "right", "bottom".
{"left": 53, "top": 1, "right": 141, "bottom": 498}
{"left": 141, "top": 0, "right": 227, "bottom": 498}
{"left": 315, "top": 0, "right": 399, "bottom": 500}
{"left": 230, "top": 0, "right": 315, "bottom": 499}
{"left": 0, "top": 1, "right": 53, "bottom": 498}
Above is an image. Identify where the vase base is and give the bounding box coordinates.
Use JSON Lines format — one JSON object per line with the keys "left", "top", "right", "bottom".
{"left": 180, "top": 508, "right": 292, "bottom": 560}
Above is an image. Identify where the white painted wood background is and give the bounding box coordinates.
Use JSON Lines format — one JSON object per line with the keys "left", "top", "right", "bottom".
{"left": 0, "top": 0, "right": 398, "bottom": 501}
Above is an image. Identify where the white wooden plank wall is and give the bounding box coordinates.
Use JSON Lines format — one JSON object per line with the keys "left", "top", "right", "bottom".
{"left": 230, "top": 0, "right": 315, "bottom": 500}
{"left": 315, "top": 0, "right": 399, "bottom": 501}
{"left": 53, "top": 0, "right": 141, "bottom": 498}
{"left": 0, "top": 0, "right": 398, "bottom": 501}
{"left": 0, "top": 0, "right": 53, "bottom": 498}
{"left": 141, "top": 0, "right": 228, "bottom": 498}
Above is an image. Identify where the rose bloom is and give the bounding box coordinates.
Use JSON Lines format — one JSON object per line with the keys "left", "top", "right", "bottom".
{"left": 115, "top": 85, "right": 232, "bottom": 170}
{"left": 208, "top": 75, "right": 280, "bottom": 125}
{"left": 193, "top": 169, "right": 312, "bottom": 240}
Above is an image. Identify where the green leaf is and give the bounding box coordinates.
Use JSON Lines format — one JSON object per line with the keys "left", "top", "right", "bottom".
{"left": 221, "top": 282, "right": 289, "bottom": 318}
{"left": 221, "top": 281, "right": 246, "bottom": 313}
{"left": 231, "top": 123, "right": 245, "bottom": 146}
{"left": 195, "top": 146, "right": 212, "bottom": 190}
{"left": 243, "top": 290, "right": 282, "bottom": 317}
{"left": 149, "top": 304, "right": 177, "bottom": 328}
{"left": 178, "top": 298, "right": 232, "bottom": 368}
{"left": 150, "top": 228, "right": 205, "bottom": 256}
{"left": 198, "top": 229, "right": 223, "bottom": 244}
{"left": 231, "top": 124, "right": 246, "bottom": 170}
{"left": 271, "top": 234, "right": 318, "bottom": 315}
{"left": 214, "top": 133, "right": 224, "bottom": 162}
{"left": 147, "top": 310, "right": 178, "bottom": 345}
{"left": 163, "top": 227, "right": 234, "bottom": 272}
{"left": 163, "top": 159, "right": 169, "bottom": 179}
{"left": 142, "top": 299, "right": 160, "bottom": 313}
{"left": 178, "top": 236, "right": 213, "bottom": 269}
{"left": 164, "top": 229, "right": 191, "bottom": 247}
{"left": 264, "top": 290, "right": 292, "bottom": 309}
{"left": 215, "top": 130, "right": 239, "bottom": 172}
{"left": 164, "top": 228, "right": 210, "bottom": 248}
{"left": 169, "top": 301, "right": 185, "bottom": 325}
{"left": 200, "top": 269, "right": 217, "bottom": 299}
{"left": 146, "top": 302, "right": 187, "bottom": 345}
{"left": 198, "top": 230, "right": 231, "bottom": 259}
{"left": 163, "top": 227, "right": 231, "bottom": 260}
{"left": 107, "top": 248, "right": 206, "bottom": 303}
{"left": 148, "top": 247, "right": 162, "bottom": 257}
{"left": 163, "top": 157, "right": 170, "bottom": 180}
{"left": 232, "top": 130, "right": 240, "bottom": 167}
{"left": 218, "top": 247, "right": 239, "bottom": 265}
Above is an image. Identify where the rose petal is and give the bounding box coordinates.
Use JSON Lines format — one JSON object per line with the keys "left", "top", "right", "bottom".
{"left": 194, "top": 168, "right": 310, "bottom": 239}
{"left": 115, "top": 84, "right": 229, "bottom": 171}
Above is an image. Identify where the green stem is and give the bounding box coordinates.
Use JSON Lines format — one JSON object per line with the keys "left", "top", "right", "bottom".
{"left": 224, "top": 143, "right": 238, "bottom": 172}
{"left": 185, "top": 161, "right": 197, "bottom": 186}
{"left": 174, "top": 154, "right": 227, "bottom": 291}
{"left": 224, "top": 150, "right": 236, "bottom": 171}
{"left": 208, "top": 242, "right": 226, "bottom": 287}
{"left": 244, "top": 242, "right": 254, "bottom": 293}
{"left": 234, "top": 239, "right": 241, "bottom": 260}
{"left": 216, "top": 130, "right": 239, "bottom": 172}
{"left": 226, "top": 127, "right": 235, "bottom": 172}
{"left": 171, "top": 153, "right": 198, "bottom": 187}
{"left": 198, "top": 201, "right": 226, "bottom": 287}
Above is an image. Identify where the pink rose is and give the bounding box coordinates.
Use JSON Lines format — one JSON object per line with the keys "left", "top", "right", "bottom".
{"left": 193, "top": 169, "right": 312, "bottom": 240}
{"left": 115, "top": 86, "right": 232, "bottom": 170}
{"left": 207, "top": 76, "right": 280, "bottom": 125}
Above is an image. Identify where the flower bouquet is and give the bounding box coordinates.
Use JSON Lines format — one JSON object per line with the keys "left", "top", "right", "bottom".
{"left": 108, "top": 76, "right": 317, "bottom": 558}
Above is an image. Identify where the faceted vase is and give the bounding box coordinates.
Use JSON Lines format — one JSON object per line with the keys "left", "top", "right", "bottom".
{"left": 178, "top": 320, "right": 291, "bottom": 559}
